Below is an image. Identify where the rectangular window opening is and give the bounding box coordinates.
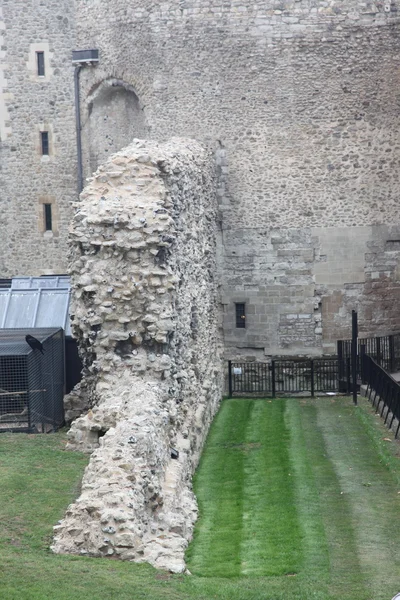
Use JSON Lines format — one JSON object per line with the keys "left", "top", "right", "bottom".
{"left": 36, "top": 51, "right": 45, "bottom": 77}
{"left": 235, "top": 303, "right": 246, "bottom": 328}
{"left": 41, "top": 131, "right": 49, "bottom": 155}
{"left": 44, "top": 204, "right": 52, "bottom": 231}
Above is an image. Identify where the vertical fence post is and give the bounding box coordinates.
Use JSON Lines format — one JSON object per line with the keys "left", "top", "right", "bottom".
{"left": 389, "top": 335, "right": 395, "bottom": 373}
{"left": 337, "top": 340, "right": 345, "bottom": 392}
{"left": 376, "top": 336, "right": 381, "bottom": 366}
{"left": 40, "top": 353, "right": 45, "bottom": 434}
{"left": 310, "top": 360, "right": 315, "bottom": 397}
{"left": 346, "top": 357, "right": 351, "bottom": 395}
{"left": 228, "top": 361, "right": 232, "bottom": 398}
{"left": 352, "top": 310, "right": 358, "bottom": 405}
{"left": 271, "top": 360, "right": 276, "bottom": 398}
{"left": 395, "top": 334, "right": 399, "bottom": 373}
{"left": 27, "top": 385, "right": 31, "bottom": 431}
{"left": 338, "top": 340, "right": 343, "bottom": 378}
{"left": 360, "top": 344, "right": 366, "bottom": 384}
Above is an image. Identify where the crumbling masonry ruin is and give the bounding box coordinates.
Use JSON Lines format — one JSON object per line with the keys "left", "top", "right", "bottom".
{"left": 51, "top": 139, "right": 224, "bottom": 572}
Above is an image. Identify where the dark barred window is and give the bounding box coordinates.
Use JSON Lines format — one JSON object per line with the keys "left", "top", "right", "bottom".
{"left": 235, "top": 303, "right": 246, "bottom": 328}
{"left": 37, "top": 51, "right": 45, "bottom": 76}
{"left": 41, "top": 131, "right": 49, "bottom": 155}
{"left": 44, "top": 204, "right": 52, "bottom": 231}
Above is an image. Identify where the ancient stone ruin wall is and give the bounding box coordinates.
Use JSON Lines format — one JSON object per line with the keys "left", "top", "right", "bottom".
{"left": 51, "top": 138, "right": 224, "bottom": 572}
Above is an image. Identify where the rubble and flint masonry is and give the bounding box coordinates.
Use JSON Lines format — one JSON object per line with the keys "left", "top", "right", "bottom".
{"left": 51, "top": 139, "right": 224, "bottom": 572}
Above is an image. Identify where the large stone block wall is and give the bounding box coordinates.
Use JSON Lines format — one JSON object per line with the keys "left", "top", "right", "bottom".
{"left": 73, "top": 0, "right": 400, "bottom": 355}
{"left": 0, "top": 0, "right": 76, "bottom": 276}
{"left": 51, "top": 138, "right": 224, "bottom": 572}
{"left": 223, "top": 225, "right": 400, "bottom": 356}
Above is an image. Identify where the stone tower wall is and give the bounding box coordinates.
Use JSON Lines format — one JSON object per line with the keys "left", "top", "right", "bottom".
{"left": 75, "top": 0, "right": 400, "bottom": 354}
{"left": 0, "top": 0, "right": 76, "bottom": 276}
{"left": 51, "top": 138, "right": 224, "bottom": 572}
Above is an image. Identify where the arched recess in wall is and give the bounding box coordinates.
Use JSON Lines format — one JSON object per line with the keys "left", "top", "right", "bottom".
{"left": 83, "top": 79, "right": 148, "bottom": 175}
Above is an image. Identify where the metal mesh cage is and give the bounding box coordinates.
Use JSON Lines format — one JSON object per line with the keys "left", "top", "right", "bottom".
{"left": 0, "top": 328, "right": 65, "bottom": 433}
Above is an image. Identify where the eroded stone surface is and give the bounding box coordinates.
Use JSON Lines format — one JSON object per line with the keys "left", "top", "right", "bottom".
{"left": 51, "top": 138, "right": 223, "bottom": 571}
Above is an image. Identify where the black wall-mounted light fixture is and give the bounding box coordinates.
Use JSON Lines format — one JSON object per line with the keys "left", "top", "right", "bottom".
{"left": 72, "top": 49, "right": 99, "bottom": 66}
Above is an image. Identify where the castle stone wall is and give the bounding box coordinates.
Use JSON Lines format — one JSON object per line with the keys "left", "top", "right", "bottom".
{"left": 2, "top": 0, "right": 400, "bottom": 351}
{"left": 83, "top": 80, "right": 148, "bottom": 176}
{"left": 51, "top": 138, "right": 224, "bottom": 572}
{"left": 74, "top": 0, "right": 400, "bottom": 354}
{"left": 222, "top": 224, "right": 400, "bottom": 356}
{"left": 0, "top": 0, "right": 76, "bottom": 276}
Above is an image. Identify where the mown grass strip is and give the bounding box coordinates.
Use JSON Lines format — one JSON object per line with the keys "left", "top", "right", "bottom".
{"left": 240, "top": 399, "right": 302, "bottom": 576}
{"left": 298, "top": 399, "right": 369, "bottom": 599}
{"left": 284, "top": 400, "right": 330, "bottom": 579}
{"left": 355, "top": 396, "right": 400, "bottom": 487}
{"left": 188, "top": 396, "right": 400, "bottom": 598}
{"left": 188, "top": 399, "right": 304, "bottom": 577}
{"left": 313, "top": 398, "right": 400, "bottom": 600}
{"left": 186, "top": 399, "right": 253, "bottom": 576}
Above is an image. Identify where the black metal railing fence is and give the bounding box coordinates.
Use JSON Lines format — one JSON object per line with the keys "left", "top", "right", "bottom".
{"left": 228, "top": 358, "right": 342, "bottom": 397}
{"left": 338, "top": 333, "right": 400, "bottom": 374}
{"left": 361, "top": 353, "right": 400, "bottom": 439}
{"left": 229, "top": 329, "right": 400, "bottom": 437}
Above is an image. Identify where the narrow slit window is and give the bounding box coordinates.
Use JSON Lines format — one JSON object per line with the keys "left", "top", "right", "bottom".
{"left": 40, "top": 131, "right": 49, "bottom": 155}
{"left": 44, "top": 204, "right": 52, "bottom": 231}
{"left": 235, "top": 303, "right": 246, "bottom": 328}
{"left": 36, "top": 52, "right": 45, "bottom": 76}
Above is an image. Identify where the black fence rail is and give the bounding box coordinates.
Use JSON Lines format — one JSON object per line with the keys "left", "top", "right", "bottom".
{"left": 228, "top": 358, "right": 342, "bottom": 397}
{"left": 361, "top": 353, "right": 400, "bottom": 439}
{"left": 338, "top": 333, "right": 400, "bottom": 374}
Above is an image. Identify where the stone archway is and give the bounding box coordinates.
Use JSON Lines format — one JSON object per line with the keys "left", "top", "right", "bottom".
{"left": 83, "top": 78, "right": 148, "bottom": 176}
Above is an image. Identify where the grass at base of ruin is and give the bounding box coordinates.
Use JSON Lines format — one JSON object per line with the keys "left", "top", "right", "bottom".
{"left": 0, "top": 397, "right": 399, "bottom": 599}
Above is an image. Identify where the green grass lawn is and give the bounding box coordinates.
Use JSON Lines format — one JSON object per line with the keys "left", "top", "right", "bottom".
{"left": 0, "top": 397, "right": 399, "bottom": 599}
{"left": 186, "top": 396, "right": 400, "bottom": 599}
